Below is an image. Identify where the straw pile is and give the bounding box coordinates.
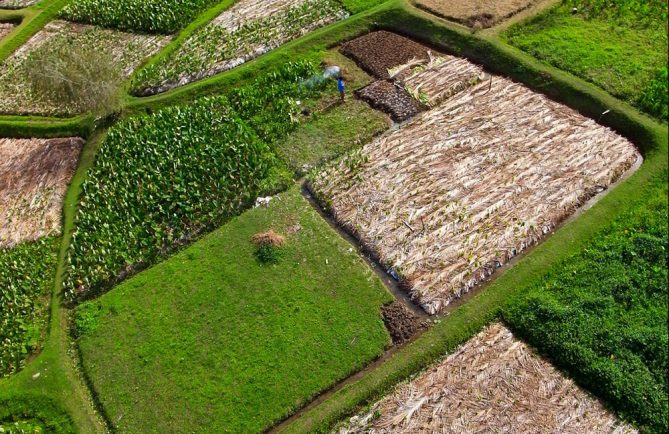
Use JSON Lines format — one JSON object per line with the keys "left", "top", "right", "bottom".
{"left": 338, "top": 322, "right": 637, "bottom": 434}
{"left": 414, "top": 0, "right": 537, "bottom": 28}
{"left": 311, "top": 72, "right": 640, "bottom": 315}
{"left": 0, "top": 137, "right": 83, "bottom": 247}
{"left": 391, "top": 54, "right": 486, "bottom": 107}
{"left": 0, "top": 22, "right": 14, "bottom": 40}
{"left": 0, "top": 20, "right": 169, "bottom": 115}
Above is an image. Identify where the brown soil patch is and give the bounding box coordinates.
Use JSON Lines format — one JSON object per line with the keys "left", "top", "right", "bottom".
{"left": 311, "top": 58, "right": 640, "bottom": 315}
{"left": 356, "top": 80, "right": 423, "bottom": 122}
{"left": 380, "top": 301, "right": 425, "bottom": 344}
{"left": 340, "top": 31, "right": 434, "bottom": 79}
{"left": 0, "top": 137, "right": 84, "bottom": 247}
{"left": 414, "top": 0, "right": 537, "bottom": 29}
{"left": 339, "top": 323, "right": 636, "bottom": 433}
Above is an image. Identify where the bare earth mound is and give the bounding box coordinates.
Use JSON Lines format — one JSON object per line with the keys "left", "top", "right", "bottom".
{"left": 311, "top": 59, "right": 640, "bottom": 315}
{"left": 414, "top": 0, "right": 537, "bottom": 28}
{"left": 356, "top": 80, "right": 423, "bottom": 122}
{"left": 340, "top": 31, "right": 433, "bottom": 79}
{"left": 380, "top": 301, "right": 425, "bottom": 344}
{"left": 338, "top": 323, "right": 636, "bottom": 434}
{"left": 0, "top": 137, "right": 84, "bottom": 247}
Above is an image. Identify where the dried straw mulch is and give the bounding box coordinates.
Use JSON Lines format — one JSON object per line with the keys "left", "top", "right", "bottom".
{"left": 311, "top": 69, "right": 640, "bottom": 315}
{"left": 338, "top": 322, "right": 637, "bottom": 434}
{"left": 0, "top": 22, "right": 15, "bottom": 41}
{"left": 212, "top": 0, "right": 305, "bottom": 31}
{"left": 413, "top": 0, "right": 538, "bottom": 28}
{"left": 0, "top": 137, "right": 84, "bottom": 247}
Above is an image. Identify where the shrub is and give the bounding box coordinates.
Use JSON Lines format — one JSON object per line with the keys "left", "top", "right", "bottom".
{"left": 252, "top": 230, "right": 286, "bottom": 264}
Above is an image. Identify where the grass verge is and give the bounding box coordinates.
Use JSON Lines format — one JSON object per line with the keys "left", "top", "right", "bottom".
{"left": 75, "top": 186, "right": 392, "bottom": 433}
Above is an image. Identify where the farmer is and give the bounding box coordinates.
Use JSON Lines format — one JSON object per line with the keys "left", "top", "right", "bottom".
{"left": 337, "top": 76, "right": 346, "bottom": 102}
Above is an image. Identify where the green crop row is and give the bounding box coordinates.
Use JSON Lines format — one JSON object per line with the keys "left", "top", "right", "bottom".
{"left": 59, "top": 0, "right": 221, "bottom": 34}
{"left": 503, "top": 174, "right": 668, "bottom": 433}
{"left": 65, "top": 61, "right": 327, "bottom": 299}
{"left": 0, "top": 238, "right": 58, "bottom": 377}
{"left": 134, "top": 0, "right": 346, "bottom": 95}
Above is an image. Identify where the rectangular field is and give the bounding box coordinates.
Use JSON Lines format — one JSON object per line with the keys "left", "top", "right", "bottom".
{"left": 414, "top": 0, "right": 538, "bottom": 28}
{"left": 339, "top": 323, "right": 635, "bottom": 433}
{"left": 75, "top": 187, "right": 393, "bottom": 433}
{"left": 311, "top": 60, "right": 640, "bottom": 314}
{"left": 0, "top": 20, "right": 169, "bottom": 116}
{"left": 135, "top": 0, "right": 348, "bottom": 95}
{"left": 0, "top": 137, "right": 83, "bottom": 248}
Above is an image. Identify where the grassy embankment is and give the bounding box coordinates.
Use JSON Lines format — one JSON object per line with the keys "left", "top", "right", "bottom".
{"left": 504, "top": 0, "right": 668, "bottom": 121}
{"left": 276, "top": 2, "right": 669, "bottom": 433}
{"left": 75, "top": 187, "right": 393, "bottom": 433}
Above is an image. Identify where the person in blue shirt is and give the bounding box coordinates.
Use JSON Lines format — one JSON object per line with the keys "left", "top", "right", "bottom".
{"left": 337, "top": 76, "right": 345, "bottom": 102}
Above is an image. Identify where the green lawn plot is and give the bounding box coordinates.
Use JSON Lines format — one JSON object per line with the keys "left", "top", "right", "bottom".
{"left": 504, "top": 1, "right": 668, "bottom": 121}
{"left": 503, "top": 173, "right": 669, "bottom": 433}
{"left": 75, "top": 187, "right": 393, "bottom": 433}
{"left": 277, "top": 50, "right": 390, "bottom": 175}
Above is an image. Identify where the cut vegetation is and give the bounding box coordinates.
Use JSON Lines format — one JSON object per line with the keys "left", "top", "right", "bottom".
{"left": 75, "top": 187, "right": 393, "bottom": 433}
{"left": 413, "top": 0, "right": 538, "bottom": 28}
{"left": 134, "top": 0, "right": 348, "bottom": 95}
{"left": 311, "top": 44, "right": 640, "bottom": 314}
{"left": 0, "top": 22, "right": 14, "bottom": 40}
{"left": 0, "top": 137, "right": 83, "bottom": 248}
{"left": 0, "top": 21, "right": 169, "bottom": 116}
{"left": 338, "top": 323, "right": 636, "bottom": 433}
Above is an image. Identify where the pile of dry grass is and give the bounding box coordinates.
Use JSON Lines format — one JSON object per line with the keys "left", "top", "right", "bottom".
{"left": 311, "top": 68, "right": 640, "bottom": 314}
{"left": 0, "top": 137, "right": 84, "bottom": 247}
{"left": 338, "top": 322, "right": 636, "bottom": 434}
{"left": 0, "top": 21, "right": 169, "bottom": 115}
{"left": 251, "top": 230, "right": 286, "bottom": 247}
{"left": 413, "top": 0, "right": 538, "bottom": 28}
{"left": 391, "top": 54, "right": 486, "bottom": 107}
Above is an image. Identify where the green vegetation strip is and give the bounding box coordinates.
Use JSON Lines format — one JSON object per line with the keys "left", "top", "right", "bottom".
{"left": 504, "top": 174, "right": 668, "bottom": 433}
{"left": 0, "top": 394, "right": 75, "bottom": 433}
{"left": 0, "top": 238, "right": 58, "bottom": 377}
{"left": 504, "top": 0, "right": 668, "bottom": 121}
{"left": 75, "top": 187, "right": 392, "bottom": 433}
{"left": 60, "top": 0, "right": 222, "bottom": 34}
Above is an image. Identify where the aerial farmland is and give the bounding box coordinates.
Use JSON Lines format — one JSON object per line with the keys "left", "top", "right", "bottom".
{"left": 0, "top": 1, "right": 666, "bottom": 433}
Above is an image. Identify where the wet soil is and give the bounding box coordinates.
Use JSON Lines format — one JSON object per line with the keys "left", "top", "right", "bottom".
{"left": 381, "top": 301, "right": 426, "bottom": 344}
{"left": 340, "top": 30, "right": 433, "bottom": 79}
{"left": 356, "top": 80, "right": 423, "bottom": 122}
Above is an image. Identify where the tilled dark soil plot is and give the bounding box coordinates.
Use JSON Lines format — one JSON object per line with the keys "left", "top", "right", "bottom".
{"left": 340, "top": 31, "right": 434, "bottom": 78}
{"left": 381, "top": 301, "right": 426, "bottom": 344}
{"left": 356, "top": 80, "right": 423, "bottom": 122}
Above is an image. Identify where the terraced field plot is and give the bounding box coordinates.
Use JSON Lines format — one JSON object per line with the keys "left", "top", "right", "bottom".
{"left": 414, "top": 0, "right": 538, "bottom": 28}
{"left": 76, "top": 188, "right": 393, "bottom": 433}
{"left": 135, "top": 0, "right": 349, "bottom": 95}
{"left": 339, "top": 323, "right": 636, "bottom": 433}
{"left": 0, "top": 20, "right": 169, "bottom": 116}
{"left": 0, "top": 137, "right": 83, "bottom": 247}
{"left": 311, "top": 52, "right": 640, "bottom": 314}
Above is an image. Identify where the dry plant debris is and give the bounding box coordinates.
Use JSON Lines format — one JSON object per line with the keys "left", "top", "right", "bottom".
{"left": 356, "top": 80, "right": 423, "bottom": 122}
{"left": 0, "top": 0, "right": 37, "bottom": 8}
{"left": 0, "top": 137, "right": 84, "bottom": 247}
{"left": 311, "top": 66, "right": 640, "bottom": 314}
{"left": 391, "top": 54, "right": 486, "bottom": 107}
{"left": 0, "top": 20, "right": 169, "bottom": 116}
{"left": 413, "top": 0, "right": 537, "bottom": 28}
{"left": 338, "top": 323, "right": 637, "bottom": 434}
{"left": 0, "top": 22, "right": 14, "bottom": 40}
{"left": 251, "top": 230, "right": 286, "bottom": 247}
{"left": 340, "top": 31, "right": 433, "bottom": 79}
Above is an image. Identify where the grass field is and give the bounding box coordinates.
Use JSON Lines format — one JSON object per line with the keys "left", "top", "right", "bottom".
{"left": 505, "top": 1, "right": 668, "bottom": 120}
{"left": 504, "top": 172, "right": 668, "bottom": 433}
{"left": 75, "top": 187, "right": 393, "bottom": 433}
